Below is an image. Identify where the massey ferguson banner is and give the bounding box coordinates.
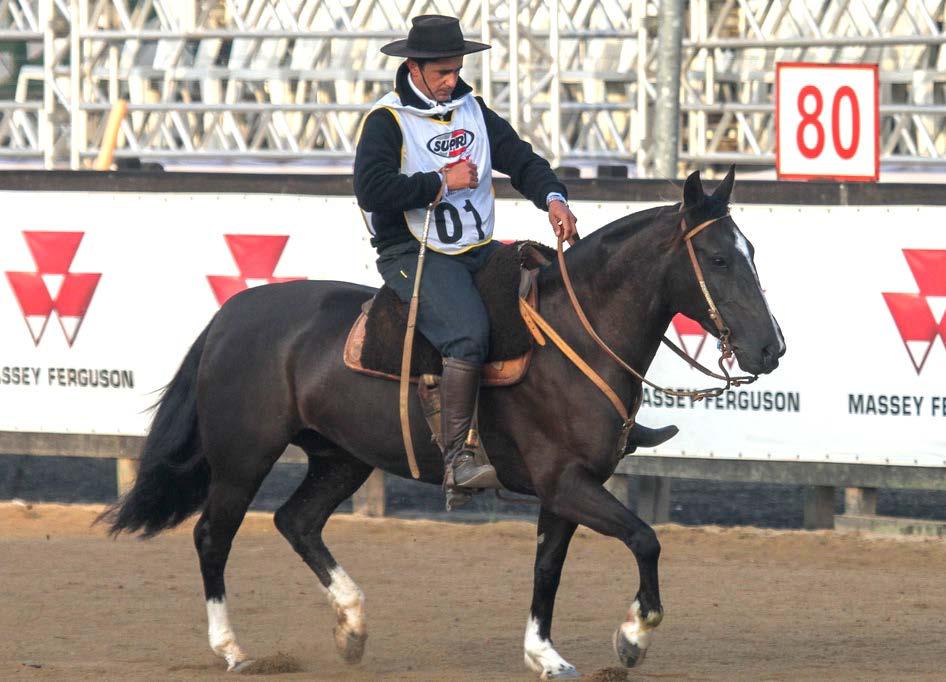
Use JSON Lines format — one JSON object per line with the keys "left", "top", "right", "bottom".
{"left": 0, "top": 191, "right": 943, "bottom": 469}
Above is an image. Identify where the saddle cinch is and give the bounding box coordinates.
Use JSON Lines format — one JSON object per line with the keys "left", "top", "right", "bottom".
{"left": 343, "top": 241, "right": 552, "bottom": 480}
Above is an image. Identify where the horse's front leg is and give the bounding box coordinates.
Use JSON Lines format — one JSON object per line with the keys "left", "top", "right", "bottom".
{"left": 536, "top": 465, "right": 663, "bottom": 669}
{"left": 524, "top": 507, "right": 580, "bottom": 679}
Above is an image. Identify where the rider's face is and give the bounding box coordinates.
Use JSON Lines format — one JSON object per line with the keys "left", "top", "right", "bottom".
{"left": 408, "top": 56, "right": 464, "bottom": 103}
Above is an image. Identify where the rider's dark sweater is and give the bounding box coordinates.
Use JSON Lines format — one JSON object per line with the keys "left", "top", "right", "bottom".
{"left": 353, "top": 63, "right": 568, "bottom": 252}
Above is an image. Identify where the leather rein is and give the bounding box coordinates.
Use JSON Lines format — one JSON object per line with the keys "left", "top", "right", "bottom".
{"left": 519, "top": 214, "right": 757, "bottom": 436}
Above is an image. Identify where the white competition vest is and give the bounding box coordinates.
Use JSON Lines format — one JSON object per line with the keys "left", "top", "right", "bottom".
{"left": 369, "top": 91, "right": 495, "bottom": 254}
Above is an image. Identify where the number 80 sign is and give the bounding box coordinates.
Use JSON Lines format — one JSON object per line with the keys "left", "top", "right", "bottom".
{"left": 776, "top": 63, "right": 879, "bottom": 181}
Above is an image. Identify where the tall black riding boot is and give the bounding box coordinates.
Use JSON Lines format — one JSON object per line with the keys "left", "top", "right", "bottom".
{"left": 440, "top": 357, "right": 497, "bottom": 490}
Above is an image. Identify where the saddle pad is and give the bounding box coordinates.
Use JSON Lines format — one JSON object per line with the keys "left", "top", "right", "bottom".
{"left": 346, "top": 241, "right": 550, "bottom": 384}
{"left": 343, "top": 305, "right": 534, "bottom": 387}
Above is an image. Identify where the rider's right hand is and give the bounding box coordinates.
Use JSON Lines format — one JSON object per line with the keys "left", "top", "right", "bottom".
{"left": 443, "top": 158, "right": 478, "bottom": 191}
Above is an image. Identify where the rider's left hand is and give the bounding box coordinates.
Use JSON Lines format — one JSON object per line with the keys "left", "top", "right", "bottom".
{"left": 549, "top": 200, "right": 578, "bottom": 243}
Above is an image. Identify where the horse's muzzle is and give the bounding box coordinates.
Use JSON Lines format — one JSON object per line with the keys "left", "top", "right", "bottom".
{"left": 732, "top": 341, "right": 782, "bottom": 375}
{"left": 759, "top": 342, "right": 783, "bottom": 374}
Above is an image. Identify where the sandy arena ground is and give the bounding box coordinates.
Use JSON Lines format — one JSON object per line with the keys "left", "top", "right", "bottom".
{"left": 1, "top": 502, "right": 944, "bottom": 680}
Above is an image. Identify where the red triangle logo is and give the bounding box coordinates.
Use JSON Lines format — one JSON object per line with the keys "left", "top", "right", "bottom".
{"left": 5, "top": 232, "right": 100, "bottom": 346}
{"left": 670, "top": 313, "right": 738, "bottom": 370}
{"left": 6, "top": 272, "right": 54, "bottom": 317}
{"left": 7, "top": 272, "right": 54, "bottom": 344}
{"left": 670, "top": 314, "right": 709, "bottom": 364}
{"left": 55, "top": 273, "right": 101, "bottom": 346}
{"left": 671, "top": 313, "right": 705, "bottom": 337}
{"left": 882, "top": 292, "right": 937, "bottom": 341}
{"left": 226, "top": 235, "right": 289, "bottom": 278}
{"left": 882, "top": 292, "right": 938, "bottom": 374}
{"left": 55, "top": 273, "right": 100, "bottom": 317}
{"left": 670, "top": 313, "right": 707, "bottom": 360}
{"left": 24, "top": 231, "right": 84, "bottom": 274}
{"left": 208, "top": 235, "right": 305, "bottom": 308}
{"left": 904, "top": 250, "right": 946, "bottom": 296}
{"left": 207, "top": 276, "right": 248, "bottom": 307}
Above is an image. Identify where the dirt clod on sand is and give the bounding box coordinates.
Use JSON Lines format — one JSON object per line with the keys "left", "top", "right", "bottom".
{"left": 240, "top": 653, "right": 304, "bottom": 675}
{"left": 583, "top": 667, "right": 628, "bottom": 681}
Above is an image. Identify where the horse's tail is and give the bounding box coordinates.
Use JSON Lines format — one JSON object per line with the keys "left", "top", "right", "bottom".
{"left": 100, "top": 323, "right": 212, "bottom": 537}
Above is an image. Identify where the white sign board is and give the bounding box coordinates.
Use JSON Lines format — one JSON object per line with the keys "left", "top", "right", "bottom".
{"left": 635, "top": 204, "right": 945, "bottom": 468}
{"left": 0, "top": 191, "right": 944, "bottom": 470}
{"left": 776, "top": 62, "right": 879, "bottom": 181}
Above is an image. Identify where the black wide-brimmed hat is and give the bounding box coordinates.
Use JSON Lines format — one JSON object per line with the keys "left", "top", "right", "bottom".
{"left": 380, "top": 15, "right": 490, "bottom": 59}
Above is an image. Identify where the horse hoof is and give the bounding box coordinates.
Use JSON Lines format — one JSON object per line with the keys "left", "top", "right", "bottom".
{"left": 524, "top": 650, "right": 580, "bottom": 679}
{"left": 228, "top": 658, "right": 255, "bottom": 673}
{"left": 613, "top": 627, "right": 648, "bottom": 668}
{"left": 545, "top": 664, "right": 581, "bottom": 679}
{"left": 526, "top": 656, "right": 580, "bottom": 679}
{"left": 334, "top": 625, "right": 367, "bottom": 664}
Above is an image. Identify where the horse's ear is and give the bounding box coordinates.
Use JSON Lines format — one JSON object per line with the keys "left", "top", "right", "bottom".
{"left": 682, "top": 170, "right": 705, "bottom": 208}
{"left": 711, "top": 164, "right": 736, "bottom": 202}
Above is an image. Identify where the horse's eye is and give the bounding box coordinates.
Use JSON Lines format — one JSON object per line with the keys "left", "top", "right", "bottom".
{"left": 711, "top": 257, "right": 727, "bottom": 268}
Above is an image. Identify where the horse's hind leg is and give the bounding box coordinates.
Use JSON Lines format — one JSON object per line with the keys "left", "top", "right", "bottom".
{"left": 273, "top": 446, "right": 373, "bottom": 664}
{"left": 194, "top": 445, "right": 284, "bottom": 671}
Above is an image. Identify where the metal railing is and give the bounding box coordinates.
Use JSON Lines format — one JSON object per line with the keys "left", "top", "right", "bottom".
{"left": 2, "top": 0, "right": 946, "bottom": 174}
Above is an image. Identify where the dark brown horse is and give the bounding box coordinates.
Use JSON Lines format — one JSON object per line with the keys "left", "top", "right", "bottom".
{"left": 103, "top": 168, "right": 784, "bottom": 677}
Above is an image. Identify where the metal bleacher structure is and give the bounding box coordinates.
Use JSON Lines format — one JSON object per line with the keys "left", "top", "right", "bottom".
{"left": 1, "top": 0, "right": 946, "bottom": 175}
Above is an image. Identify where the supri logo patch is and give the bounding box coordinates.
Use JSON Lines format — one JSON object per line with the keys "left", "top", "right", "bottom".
{"left": 427, "top": 129, "right": 474, "bottom": 158}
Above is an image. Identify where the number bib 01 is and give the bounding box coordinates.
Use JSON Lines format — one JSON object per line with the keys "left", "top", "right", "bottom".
{"left": 369, "top": 91, "right": 495, "bottom": 254}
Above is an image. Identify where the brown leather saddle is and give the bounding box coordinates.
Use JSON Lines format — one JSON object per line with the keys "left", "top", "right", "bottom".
{"left": 343, "top": 241, "right": 552, "bottom": 386}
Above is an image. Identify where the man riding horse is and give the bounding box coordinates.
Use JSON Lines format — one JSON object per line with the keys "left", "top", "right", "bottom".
{"left": 353, "top": 15, "right": 675, "bottom": 503}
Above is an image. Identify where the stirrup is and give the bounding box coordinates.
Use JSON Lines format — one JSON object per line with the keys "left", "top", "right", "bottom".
{"left": 445, "top": 488, "right": 474, "bottom": 511}
{"left": 443, "top": 452, "right": 496, "bottom": 512}
{"left": 443, "top": 461, "right": 476, "bottom": 512}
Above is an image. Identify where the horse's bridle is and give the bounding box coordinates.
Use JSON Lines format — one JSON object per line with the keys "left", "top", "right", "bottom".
{"left": 519, "top": 213, "right": 758, "bottom": 445}
{"left": 679, "top": 216, "right": 731, "bottom": 353}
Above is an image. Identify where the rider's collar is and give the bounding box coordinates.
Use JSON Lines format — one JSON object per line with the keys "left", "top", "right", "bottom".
{"left": 407, "top": 73, "right": 441, "bottom": 109}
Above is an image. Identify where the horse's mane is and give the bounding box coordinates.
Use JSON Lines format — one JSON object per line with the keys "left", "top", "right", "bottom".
{"left": 577, "top": 191, "right": 729, "bottom": 250}
{"left": 597, "top": 203, "right": 679, "bottom": 242}
{"left": 599, "top": 193, "right": 731, "bottom": 241}
{"left": 538, "top": 192, "right": 731, "bottom": 288}
{"left": 542, "top": 195, "right": 729, "bottom": 294}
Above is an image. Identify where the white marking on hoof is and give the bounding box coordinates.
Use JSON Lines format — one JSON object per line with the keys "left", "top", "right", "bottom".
{"left": 620, "top": 600, "right": 655, "bottom": 650}
{"left": 613, "top": 600, "right": 662, "bottom": 668}
{"left": 206, "top": 598, "right": 252, "bottom": 671}
{"left": 322, "top": 565, "right": 367, "bottom": 664}
{"left": 523, "top": 617, "right": 579, "bottom": 679}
